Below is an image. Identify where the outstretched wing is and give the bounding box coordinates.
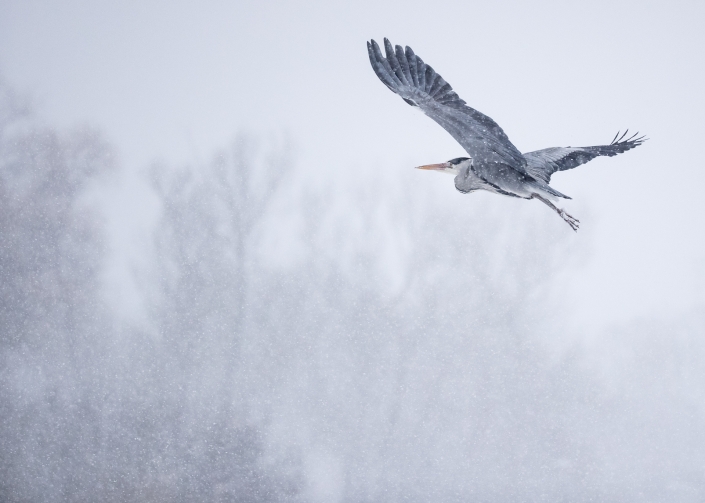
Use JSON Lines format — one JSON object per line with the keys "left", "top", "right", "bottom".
{"left": 523, "top": 131, "right": 646, "bottom": 183}
{"left": 367, "top": 38, "right": 528, "bottom": 174}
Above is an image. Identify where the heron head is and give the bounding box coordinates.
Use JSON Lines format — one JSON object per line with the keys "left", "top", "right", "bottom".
{"left": 415, "top": 157, "right": 469, "bottom": 175}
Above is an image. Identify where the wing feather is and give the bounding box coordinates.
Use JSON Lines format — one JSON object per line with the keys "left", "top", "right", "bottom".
{"left": 424, "top": 65, "right": 437, "bottom": 93}
{"left": 395, "top": 45, "right": 413, "bottom": 85}
{"left": 523, "top": 132, "right": 647, "bottom": 182}
{"left": 384, "top": 39, "right": 407, "bottom": 86}
{"left": 405, "top": 47, "right": 419, "bottom": 87}
{"left": 428, "top": 75, "right": 447, "bottom": 98}
{"left": 415, "top": 55, "right": 426, "bottom": 90}
{"left": 368, "top": 41, "right": 398, "bottom": 90}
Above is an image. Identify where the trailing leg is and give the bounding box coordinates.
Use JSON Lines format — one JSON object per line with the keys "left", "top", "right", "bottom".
{"left": 532, "top": 194, "right": 580, "bottom": 231}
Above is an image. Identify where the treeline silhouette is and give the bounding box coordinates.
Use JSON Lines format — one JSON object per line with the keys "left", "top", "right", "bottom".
{"left": 1, "top": 80, "right": 704, "bottom": 502}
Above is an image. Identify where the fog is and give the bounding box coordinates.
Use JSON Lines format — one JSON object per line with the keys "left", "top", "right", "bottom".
{"left": 1, "top": 1, "right": 705, "bottom": 501}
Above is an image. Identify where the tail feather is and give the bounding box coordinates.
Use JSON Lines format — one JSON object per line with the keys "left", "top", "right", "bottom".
{"left": 529, "top": 179, "right": 571, "bottom": 200}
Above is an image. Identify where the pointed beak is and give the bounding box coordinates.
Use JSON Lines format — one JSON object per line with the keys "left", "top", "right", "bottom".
{"left": 415, "top": 162, "right": 450, "bottom": 171}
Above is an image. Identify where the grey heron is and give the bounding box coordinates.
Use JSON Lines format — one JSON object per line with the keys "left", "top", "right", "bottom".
{"left": 367, "top": 38, "right": 645, "bottom": 231}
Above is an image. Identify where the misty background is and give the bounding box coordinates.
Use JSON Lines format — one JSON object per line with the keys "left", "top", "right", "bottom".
{"left": 1, "top": 1, "right": 704, "bottom": 501}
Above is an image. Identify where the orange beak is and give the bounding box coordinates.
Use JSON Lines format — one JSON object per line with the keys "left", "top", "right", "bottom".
{"left": 415, "top": 162, "right": 450, "bottom": 171}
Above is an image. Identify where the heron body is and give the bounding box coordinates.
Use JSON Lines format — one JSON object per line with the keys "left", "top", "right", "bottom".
{"left": 367, "top": 38, "right": 645, "bottom": 231}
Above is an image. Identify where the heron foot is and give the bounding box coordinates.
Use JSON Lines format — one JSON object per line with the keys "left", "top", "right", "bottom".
{"left": 559, "top": 209, "right": 580, "bottom": 232}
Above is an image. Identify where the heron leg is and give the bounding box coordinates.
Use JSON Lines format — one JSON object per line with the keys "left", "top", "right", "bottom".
{"left": 532, "top": 194, "right": 580, "bottom": 232}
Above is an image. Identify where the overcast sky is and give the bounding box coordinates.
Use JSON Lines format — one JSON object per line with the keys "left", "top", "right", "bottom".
{"left": 1, "top": 0, "right": 704, "bottom": 332}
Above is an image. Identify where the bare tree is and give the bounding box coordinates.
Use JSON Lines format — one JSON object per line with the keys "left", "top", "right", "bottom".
{"left": 0, "top": 80, "right": 115, "bottom": 501}
{"left": 144, "top": 133, "right": 297, "bottom": 502}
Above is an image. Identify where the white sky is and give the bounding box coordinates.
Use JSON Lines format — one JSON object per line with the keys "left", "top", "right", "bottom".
{"left": 1, "top": 0, "right": 704, "bottom": 332}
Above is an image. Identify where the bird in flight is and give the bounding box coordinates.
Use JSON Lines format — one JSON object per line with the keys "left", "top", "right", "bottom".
{"left": 367, "top": 38, "right": 645, "bottom": 231}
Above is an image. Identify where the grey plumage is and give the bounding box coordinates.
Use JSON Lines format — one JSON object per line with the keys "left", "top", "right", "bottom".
{"left": 524, "top": 131, "right": 646, "bottom": 183}
{"left": 367, "top": 38, "right": 646, "bottom": 231}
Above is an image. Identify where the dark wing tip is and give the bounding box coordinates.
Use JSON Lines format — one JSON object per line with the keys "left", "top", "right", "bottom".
{"left": 610, "top": 130, "right": 647, "bottom": 144}
{"left": 384, "top": 38, "right": 394, "bottom": 53}
{"left": 602, "top": 129, "right": 648, "bottom": 155}
{"left": 369, "top": 39, "right": 385, "bottom": 56}
{"left": 367, "top": 38, "right": 467, "bottom": 109}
